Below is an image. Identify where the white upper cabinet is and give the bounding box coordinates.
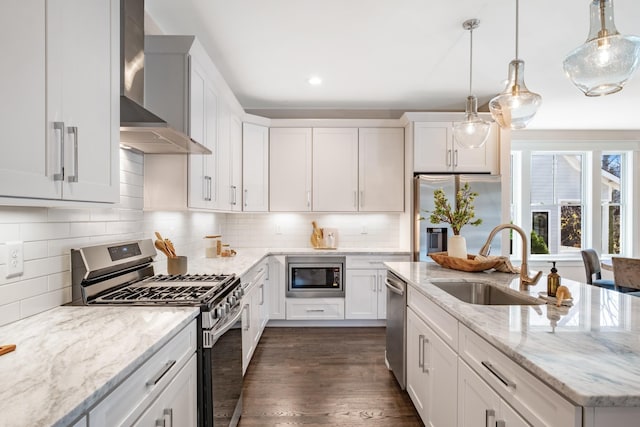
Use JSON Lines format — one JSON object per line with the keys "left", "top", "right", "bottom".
{"left": 144, "top": 35, "right": 228, "bottom": 211}
{"left": 187, "top": 57, "right": 217, "bottom": 210}
{"left": 0, "top": 0, "right": 119, "bottom": 203}
{"left": 413, "top": 121, "right": 498, "bottom": 174}
{"left": 312, "top": 128, "right": 359, "bottom": 212}
{"left": 269, "top": 128, "right": 312, "bottom": 211}
{"left": 242, "top": 123, "right": 269, "bottom": 212}
{"left": 358, "top": 128, "right": 404, "bottom": 212}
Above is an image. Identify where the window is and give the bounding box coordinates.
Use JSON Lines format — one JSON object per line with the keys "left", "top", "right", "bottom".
{"left": 511, "top": 140, "right": 633, "bottom": 258}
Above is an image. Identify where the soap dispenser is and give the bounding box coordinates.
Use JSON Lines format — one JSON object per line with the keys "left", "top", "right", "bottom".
{"left": 547, "top": 261, "right": 561, "bottom": 297}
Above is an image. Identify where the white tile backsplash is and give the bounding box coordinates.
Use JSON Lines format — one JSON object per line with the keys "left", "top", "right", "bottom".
{"left": 0, "top": 149, "right": 402, "bottom": 325}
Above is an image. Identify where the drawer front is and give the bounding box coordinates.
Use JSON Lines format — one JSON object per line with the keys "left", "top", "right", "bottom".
{"left": 346, "top": 255, "right": 410, "bottom": 269}
{"left": 458, "top": 324, "right": 580, "bottom": 427}
{"left": 286, "top": 298, "right": 345, "bottom": 320}
{"left": 408, "top": 286, "right": 458, "bottom": 352}
{"left": 89, "top": 319, "right": 197, "bottom": 427}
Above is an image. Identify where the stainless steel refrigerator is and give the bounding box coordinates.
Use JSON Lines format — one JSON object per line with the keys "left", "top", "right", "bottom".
{"left": 414, "top": 174, "right": 503, "bottom": 261}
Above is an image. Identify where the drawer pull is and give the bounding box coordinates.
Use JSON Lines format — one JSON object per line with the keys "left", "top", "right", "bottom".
{"left": 306, "top": 309, "right": 325, "bottom": 312}
{"left": 485, "top": 409, "right": 495, "bottom": 427}
{"left": 146, "top": 360, "right": 176, "bottom": 387}
{"left": 163, "top": 408, "right": 173, "bottom": 427}
{"left": 482, "top": 361, "right": 516, "bottom": 389}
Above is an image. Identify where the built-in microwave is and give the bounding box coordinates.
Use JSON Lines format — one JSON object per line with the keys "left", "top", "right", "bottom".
{"left": 286, "top": 256, "right": 345, "bottom": 298}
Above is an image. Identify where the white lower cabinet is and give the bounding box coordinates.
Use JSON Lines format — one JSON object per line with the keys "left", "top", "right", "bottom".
{"left": 345, "top": 255, "right": 409, "bottom": 319}
{"left": 406, "top": 306, "right": 457, "bottom": 426}
{"left": 242, "top": 261, "right": 269, "bottom": 374}
{"left": 132, "top": 354, "right": 198, "bottom": 427}
{"left": 458, "top": 360, "right": 529, "bottom": 427}
{"left": 268, "top": 255, "right": 286, "bottom": 320}
{"left": 285, "top": 298, "right": 345, "bottom": 320}
{"left": 89, "top": 319, "right": 197, "bottom": 427}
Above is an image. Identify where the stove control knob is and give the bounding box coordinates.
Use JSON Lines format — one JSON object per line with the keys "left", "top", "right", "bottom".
{"left": 215, "top": 306, "right": 226, "bottom": 318}
{"left": 228, "top": 296, "right": 237, "bottom": 306}
{"left": 234, "top": 288, "right": 244, "bottom": 298}
{"left": 223, "top": 302, "right": 231, "bottom": 313}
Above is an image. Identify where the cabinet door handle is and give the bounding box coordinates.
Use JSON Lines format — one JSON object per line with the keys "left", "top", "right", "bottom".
{"left": 306, "top": 190, "right": 311, "bottom": 208}
{"left": 447, "top": 149, "right": 452, "bottom": 167}
{"left": 146, "top": 360, "right": 176, "bottom": 386}
{"left": 233, "top": 186, "right": 238, "bottom": 205}
{"left": 67, "top": 126, "right": 79, "bottom": 182}
{"left": 482, "top": 360, "right": 517, "bottom": 389}
{"left": 203, "top": 176, "right": 208, "bottom": 201}
{"left": 353, "top": 191, "right": 357, "bottom": 208}
{"left": 359, "top": 190, "right": 364, "bottom": 208}
{"left": 485, "top": 409, "right": 495, "bottom": 427}
{"left": 454, "top": 149, "right": 459, "bottom": 167}
{"left": 243, "top": 304, "right": 250, "bottom": 330}
{"left": 163, "top": 408, "right": 173, "bottom": 427}
{"left": 259, "top": 284, "right": 265, "bottom": 305}
{"left": 53, "top": 122, "right": 65, "bottom": 181}
{"left": 418, "top": 334, "right": 425, "bottom": 369}
{"left": 244, "top": 189, "right": 248, "bottom": 207}
{"left": 422, "top": 336, "right": 430, "bottom": 373}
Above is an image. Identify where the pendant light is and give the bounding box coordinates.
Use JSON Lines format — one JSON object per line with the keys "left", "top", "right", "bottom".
{"left": 563, "top": 0, "right": 640, "bottom": 97}
{"left": 489, "top": 0, "right": 541, "bottom": 130}
{"left": 453, "top": 19, "right": 491, "bottom": 149}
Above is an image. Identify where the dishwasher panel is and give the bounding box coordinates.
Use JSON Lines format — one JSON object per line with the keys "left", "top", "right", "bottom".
{"left": 385, "top": 270, "right": 407, "bottom": 389}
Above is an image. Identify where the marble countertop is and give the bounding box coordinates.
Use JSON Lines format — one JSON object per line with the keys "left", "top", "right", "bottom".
{"left": 385, "top": 261, "right": 640, "bottom": 407}
{"left": 0, "top": 306, "right": 199, "bottom": 427}
{"left": 171, "top": 247, "right": 410, "bottom": 278}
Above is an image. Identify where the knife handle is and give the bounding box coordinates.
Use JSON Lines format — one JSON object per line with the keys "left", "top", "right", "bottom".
{"left": 0, "top": 344, "right": 16, "bottom": 356}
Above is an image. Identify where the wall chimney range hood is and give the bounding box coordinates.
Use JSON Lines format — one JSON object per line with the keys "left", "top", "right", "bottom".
{"left": 119, "top": 0, "right": 211, "bottom": 154}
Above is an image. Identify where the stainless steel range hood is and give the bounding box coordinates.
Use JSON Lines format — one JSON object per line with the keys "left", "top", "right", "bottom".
{"left": 119, "top": 0, "right": 210, "bottom": 154}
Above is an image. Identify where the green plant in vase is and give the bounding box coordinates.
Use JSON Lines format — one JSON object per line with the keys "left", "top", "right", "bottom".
{"left": 427, "top": 182, "right": 482, "bottom": 258}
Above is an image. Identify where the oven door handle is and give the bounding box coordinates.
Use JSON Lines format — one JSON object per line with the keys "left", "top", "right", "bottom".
{"left": 384, "top": 278, "right": 405, "bottom": 296}
{"left": 211, "top": 306, "right": 243, "bottom": 342}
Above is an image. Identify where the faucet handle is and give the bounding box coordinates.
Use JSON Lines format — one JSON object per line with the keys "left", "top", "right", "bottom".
{"left": 522, "top": 270, "right": 543, "bottom": 286}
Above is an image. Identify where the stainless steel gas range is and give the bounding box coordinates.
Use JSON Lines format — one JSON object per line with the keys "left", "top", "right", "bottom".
{"left": 71, "top": 239, "right": 243, "bottom": 427}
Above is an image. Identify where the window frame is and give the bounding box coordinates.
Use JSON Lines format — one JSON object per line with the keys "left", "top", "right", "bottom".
{"left": 511, "top": 138, "right": 636, "bottom": 260}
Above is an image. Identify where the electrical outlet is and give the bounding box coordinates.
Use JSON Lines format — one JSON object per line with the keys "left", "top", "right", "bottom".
{"left": 6, "top": 241, "right": 23, "bottom": 278}
{"left": 275, "top": 224, "right": 282, "bottom": 235}
{"left": 361, "top": 225, "right": 368, "bottom": 234}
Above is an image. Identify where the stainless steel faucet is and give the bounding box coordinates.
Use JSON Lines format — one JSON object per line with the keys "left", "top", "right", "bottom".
{"left": 479, "top": 224, "right": 543, "bottom": 288}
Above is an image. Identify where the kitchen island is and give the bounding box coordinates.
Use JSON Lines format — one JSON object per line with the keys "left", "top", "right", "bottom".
{"left": 386, "top": 261, "right": 640, "bottom": 426}
{"left": 0, "top": 306, "right": 199, "bottom": 427}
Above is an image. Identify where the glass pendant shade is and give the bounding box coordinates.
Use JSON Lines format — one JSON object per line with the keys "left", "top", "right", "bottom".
{"left": 489, "top": 59, "right": 542, "bottom": 130}
{"left": 563, "top": 0, "right": 640, "bottom": 96}
{"left": 453, "top": 19, "right": 490, "bottom": 149}
{"left": 453, "top": 96, "right": 490, "bottom": 148}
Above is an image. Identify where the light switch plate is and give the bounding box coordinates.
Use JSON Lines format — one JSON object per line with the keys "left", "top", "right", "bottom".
{"left": 6, "top": 241, "right": 23, "bottom": 278}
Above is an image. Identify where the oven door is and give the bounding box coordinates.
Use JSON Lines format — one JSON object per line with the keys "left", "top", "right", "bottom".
{"left": 286, "top": 258, "right": 344, "bottom": 298}
{"left": 200, "top": 306, "right": 243, "bottom": 427}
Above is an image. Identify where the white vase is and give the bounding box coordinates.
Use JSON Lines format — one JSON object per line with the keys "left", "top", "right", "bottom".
{"left": 448, "top": 235, "right": 467, "bottom": 259}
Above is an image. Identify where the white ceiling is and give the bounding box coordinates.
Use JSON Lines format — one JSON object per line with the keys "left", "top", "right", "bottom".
{"left": 145, "top": 0, "right": 640, "bottom": 129}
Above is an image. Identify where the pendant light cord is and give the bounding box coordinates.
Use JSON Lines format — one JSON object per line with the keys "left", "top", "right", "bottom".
{"left": 469, "top": 25, "right": 474, "bottom": 94}
{"left": 515, "top": 0, "right": 519, "bottom": 60}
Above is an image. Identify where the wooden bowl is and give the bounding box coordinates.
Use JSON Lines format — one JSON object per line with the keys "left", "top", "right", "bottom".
{"left": 428, "top": 252, "right": 502, "bottom": 272}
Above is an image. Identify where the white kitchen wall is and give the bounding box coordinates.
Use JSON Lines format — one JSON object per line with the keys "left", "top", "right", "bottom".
{"left": 0, "top": 150, "right": 225, "bottom": 326}
{"left": 224, "top": 212, "right": 401, "bottom": 249}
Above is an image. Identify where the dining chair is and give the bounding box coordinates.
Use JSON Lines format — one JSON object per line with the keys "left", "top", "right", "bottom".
{"left": 581, "top": 249, "right": 616, "bottom": 290}
{"left": 612, "top": 257, "right": 640, "bottom": 296}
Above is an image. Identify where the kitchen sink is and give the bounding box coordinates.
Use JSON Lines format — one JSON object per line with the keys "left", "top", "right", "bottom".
{"left": 429, "top": 280, "right": 543, "bottom": 306}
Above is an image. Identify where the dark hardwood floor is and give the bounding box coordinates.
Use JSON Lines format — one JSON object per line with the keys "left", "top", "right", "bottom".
{"left": 238, "top": 327, "right": 424, "bottom": 427}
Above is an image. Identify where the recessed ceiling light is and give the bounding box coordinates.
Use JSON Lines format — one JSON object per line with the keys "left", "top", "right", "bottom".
{"left": 308, "top": 76, "right": 322, "bottom": 86}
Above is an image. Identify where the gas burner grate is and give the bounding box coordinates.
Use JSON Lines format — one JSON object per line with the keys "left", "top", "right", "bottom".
{"left": 151, "top": 273, "right": 230, "bottom": 283}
